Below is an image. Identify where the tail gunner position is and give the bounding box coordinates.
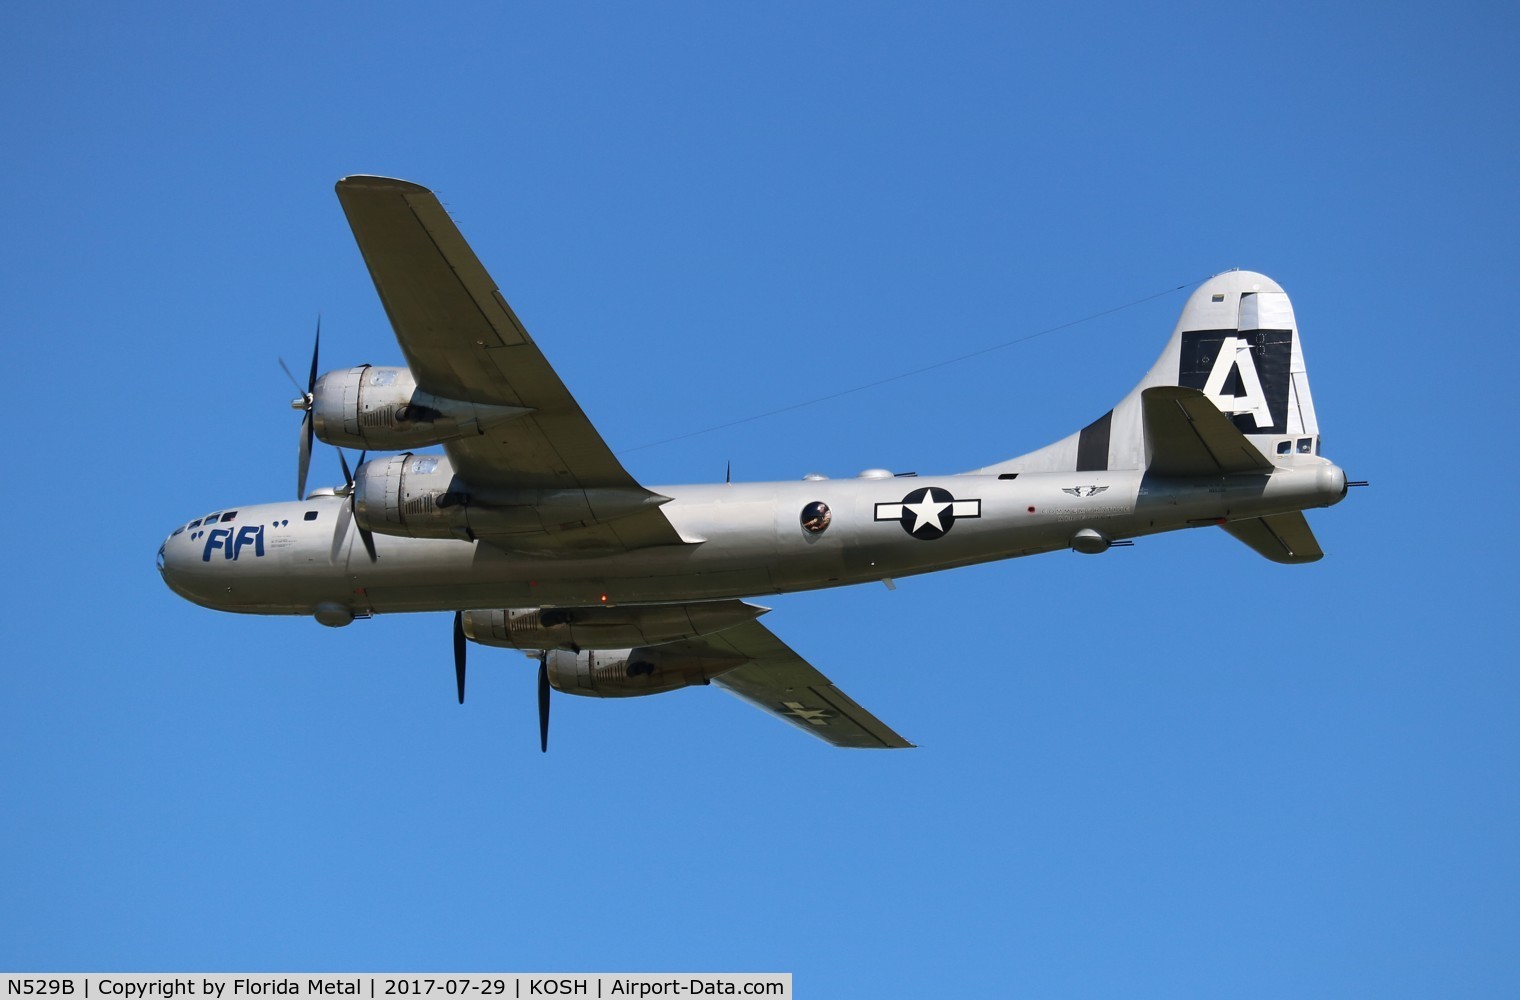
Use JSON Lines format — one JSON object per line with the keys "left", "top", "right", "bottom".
{"left": 159, "top": 177, "right": 1357, "bottom": 750}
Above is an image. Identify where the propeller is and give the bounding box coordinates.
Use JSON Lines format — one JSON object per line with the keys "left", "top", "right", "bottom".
{"left": 538, "top": 653, "right": 552, "bottom": 753}
{"left": 278, "top": 319, "right": 321, "bottom": 500}
{"left": 336, "top": 449, "right": 378, "bottom": 561}
{"left": 448, "top": 622, "right": 554, "bottom": 750}
{"left": 453, "top": 611, "right": 467, "bottom": 704}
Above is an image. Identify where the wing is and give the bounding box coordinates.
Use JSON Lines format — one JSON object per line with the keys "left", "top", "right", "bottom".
{"left": 335, "top": 175, "right": 683, "bottom": 551}
{"left": 689, "top": 620, "right": 914, "bottom": 749}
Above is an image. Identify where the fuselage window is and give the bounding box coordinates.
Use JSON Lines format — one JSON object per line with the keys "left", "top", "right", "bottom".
{"left": 801, "top": 501, "right": 832, "bottom": 534}
{"left": 1277, "top": 440, "right": 1292, "bottom": 454}
{"left": 303, "top": 510, "right": 319, "bottom": 521}
{"left": 1297, "top": 438, "right": 1312, "bottom": 454}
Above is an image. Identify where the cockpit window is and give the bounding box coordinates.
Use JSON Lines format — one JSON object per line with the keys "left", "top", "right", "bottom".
{"left": 172, "top": 525, "right": 185, "bottom": 537}
{"left": 221, "top": 511, "right": 237, "bottom": 522}
{"left": 203, "top": 513, "right": 221, "bottom": 524}
{"left": 188, "top": 519, "right": 202, "bottom": 529}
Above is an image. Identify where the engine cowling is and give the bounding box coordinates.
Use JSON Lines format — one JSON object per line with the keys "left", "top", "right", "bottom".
{"left": 543, "top": 646, "right": 747, "bottom": 698}
{"left": 310, "top": 365, "right": 530, "bottom": 451}
{"left": 351, "top": 453, "right": 468, "bottom": 540}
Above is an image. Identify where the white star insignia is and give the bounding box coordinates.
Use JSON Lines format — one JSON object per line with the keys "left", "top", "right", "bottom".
{"left": 903, "top": 492, "right": 951, "bottom": 534}
{"left": 781, "top": 701, "right": 833, "bottom": 726}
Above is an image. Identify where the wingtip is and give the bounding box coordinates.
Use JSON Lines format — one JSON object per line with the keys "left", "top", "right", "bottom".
{"left": 335, "top": 175, "right": 432, "bottom": 195}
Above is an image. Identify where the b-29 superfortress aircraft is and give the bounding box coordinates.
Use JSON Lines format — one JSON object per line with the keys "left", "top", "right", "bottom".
{"left": 159, "top": 176, "right": 1356, "bottom": 751}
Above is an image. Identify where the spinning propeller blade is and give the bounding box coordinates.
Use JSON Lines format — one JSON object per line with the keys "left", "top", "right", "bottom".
{"left": 280, "top": 319, "right": 320, "bottom": 500}
{"left": 538, "top": 655, "right": 551, "bottom": 753}
{"left": 337, "top": 449, "right": 378, "bottom": 561}
{"left": 453, "top": 612, "right": 467, "bottom": 704}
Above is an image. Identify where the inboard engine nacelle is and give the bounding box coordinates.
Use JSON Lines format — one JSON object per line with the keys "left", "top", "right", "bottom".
{"left": 310, "top": 365, "right": 530, "bottom": 451}
{"left": 463, "top": 601, "right": 768, "bottom": 651}
{"left": 544, "top": 646, "right": 747, "bottom": 698}
{"left": 351, "top": 452, "right": 669, "bottom": 541}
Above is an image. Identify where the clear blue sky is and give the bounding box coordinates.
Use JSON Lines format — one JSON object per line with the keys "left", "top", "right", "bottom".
{"left": 4, "top": 2, "right": 1516, "bottom": 995}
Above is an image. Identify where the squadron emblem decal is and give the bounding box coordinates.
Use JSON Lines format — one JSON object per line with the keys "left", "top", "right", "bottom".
{"left": 875, "top": 487, "right": 981, "bottom": 540}
{"left": 1061, "top": 486, "right": 1110, "bottom": 498}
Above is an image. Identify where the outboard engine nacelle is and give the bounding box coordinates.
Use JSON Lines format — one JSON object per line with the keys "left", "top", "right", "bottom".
{"left": 544, "top": 646, "right": 748, "bottom": 698}
{"left": 311, "top": 365, "right": 530, "bottom": 451}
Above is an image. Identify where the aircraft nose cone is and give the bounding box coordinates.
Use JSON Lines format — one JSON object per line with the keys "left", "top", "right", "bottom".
{"left": 158, "top": 530, "right": 182, "bottom": 588}
{"left": 157, "top": 526, "right": 201, "bottom": 602}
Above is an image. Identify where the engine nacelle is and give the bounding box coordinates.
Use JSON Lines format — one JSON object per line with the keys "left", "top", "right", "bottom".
{"left": 351, "top": 453, "right": 467, "bottom": 540}
{"left": 352, "top": 453, "right": 671, "bottom": 541}
{"left": 310, "top": 365, "right": 530, "bottom": 451}
{"left": 543, "top": 646, "right": 747, "bottom": 698}
{"left": 463, "top": 601, "right": 768, "bottom": 651}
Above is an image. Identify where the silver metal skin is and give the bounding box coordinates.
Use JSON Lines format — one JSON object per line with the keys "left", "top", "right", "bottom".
{"left": 156, "top": 176, "right": 1354, "bottom": 748}
{"left": 542, "top": 646, "right": 746, "bottom": 698}
{"left": 310, "top": 365, "right": 532, "bottom": 452}
{"left": 461, "top": 601, "right": 768, "bottom": 652}
{"left": 159, "top": 463, "right": 1346, "bottom": 615}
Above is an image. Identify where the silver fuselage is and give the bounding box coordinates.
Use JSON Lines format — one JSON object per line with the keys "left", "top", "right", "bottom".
{"left": 159, "top": 459, "right": 1347, "bottom": 618}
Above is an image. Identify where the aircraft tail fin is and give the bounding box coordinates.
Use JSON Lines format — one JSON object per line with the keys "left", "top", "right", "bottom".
{"left": 976, "top": 271, "right": 1323, "bottom": 474}
{"left": 1220, "top": 512, "right": 1323, "bottom": 564}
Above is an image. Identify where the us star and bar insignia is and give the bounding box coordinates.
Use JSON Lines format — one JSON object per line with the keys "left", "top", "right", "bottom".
{"left": 781, "top": 701, "right": 835, "bottom": 726}
{"left": 875, "top": 486, "right": 982, "bottom": 541}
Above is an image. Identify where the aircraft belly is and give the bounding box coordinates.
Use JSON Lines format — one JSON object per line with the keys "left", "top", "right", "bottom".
{"left": 347, "top": 522, "right": 780, "bottom": 612}
{"left": 347, "top": 473, "right": 1162, "bottom": 611}
{"left": 319, "top": 465, "right": 1334, "bottom": 615}
{"left": 357, "top": 565, "right": 777, "bottom": 612}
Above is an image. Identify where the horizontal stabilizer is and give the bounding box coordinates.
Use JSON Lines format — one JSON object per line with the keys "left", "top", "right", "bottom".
{"left": 1221, "top": 512, "right": 1324, "bottom": 564}
{"left": 1143, "top": 386, "right": 1274, "bottom": 476}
